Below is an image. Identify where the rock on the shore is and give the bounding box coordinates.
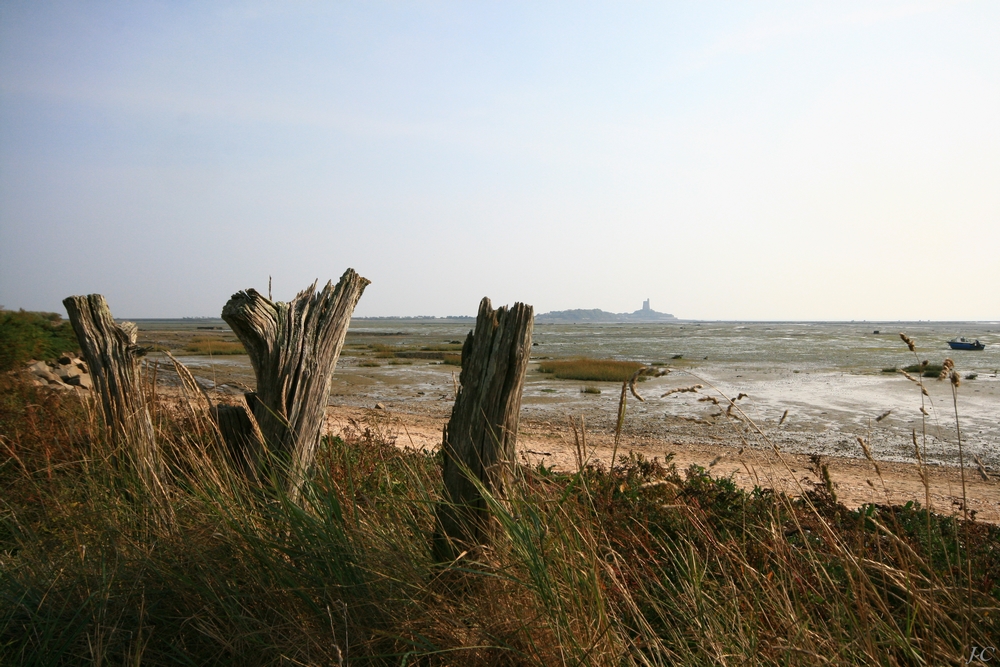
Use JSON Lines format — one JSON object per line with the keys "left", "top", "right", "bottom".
{"left": 25, "top": 352, "right": 92, "bottom": 391}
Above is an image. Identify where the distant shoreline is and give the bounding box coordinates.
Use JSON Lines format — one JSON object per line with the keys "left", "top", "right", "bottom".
{"left": 124, "top": 317, "right": 999, "bottom": 326}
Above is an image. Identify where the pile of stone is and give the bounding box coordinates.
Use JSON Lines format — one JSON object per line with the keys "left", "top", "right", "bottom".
{"left": 26, "top": 352, "right": 93, "bottom": 390}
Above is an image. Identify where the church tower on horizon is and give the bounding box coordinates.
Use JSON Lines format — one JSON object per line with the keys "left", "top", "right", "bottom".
{"left": 642, "top": 298, "right": 650, "bottom": 312}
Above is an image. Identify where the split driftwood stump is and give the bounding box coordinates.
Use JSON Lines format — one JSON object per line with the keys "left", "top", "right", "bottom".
{"left": 219, "top": 269, "right": 369, "bottom": 498}
{"left": 433, "top": 297, "right": 534, "bottom": 562}
{"left": 63, "top": 294, "right": 165, "bottom": 499}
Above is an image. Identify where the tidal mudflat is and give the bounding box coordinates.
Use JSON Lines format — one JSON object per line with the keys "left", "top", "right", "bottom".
{"left": 141, "top": 319, "right": 1000, "bottom": 466}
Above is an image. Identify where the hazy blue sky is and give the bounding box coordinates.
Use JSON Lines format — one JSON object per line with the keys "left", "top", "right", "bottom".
{"left": 1, "top": 2, "right": 998, "bottom": 320}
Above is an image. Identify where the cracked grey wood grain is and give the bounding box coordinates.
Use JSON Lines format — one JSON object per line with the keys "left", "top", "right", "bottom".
{"left": 63, "top": 294, "right": 166, "bottom": 505}
{"left": 434, "top": 297, "right": 534, "bottom": 562}
{"left": 221, "top": 268, "right": 369, "bottom": 498}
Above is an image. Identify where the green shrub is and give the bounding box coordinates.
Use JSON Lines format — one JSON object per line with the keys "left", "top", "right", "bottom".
{"left": 0, "top": 309, "right": 79, "bottom": 371}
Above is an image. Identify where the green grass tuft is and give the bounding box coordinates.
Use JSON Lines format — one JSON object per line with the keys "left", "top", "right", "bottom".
{"left": 538, "top": 358, "right": 645, "bottom": 382}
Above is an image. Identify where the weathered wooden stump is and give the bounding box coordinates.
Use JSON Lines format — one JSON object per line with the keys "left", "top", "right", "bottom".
{"left": 433, "top": 297, "right": 533, "bottom": 562}
{"left": 63, "top": 294, "right": 164, "bottom": 495}
{"left": 211, "top": 396, "right": 266, "bottom": 477}
{"left": 220, "top": 269, "right": 369, "bottom": 498}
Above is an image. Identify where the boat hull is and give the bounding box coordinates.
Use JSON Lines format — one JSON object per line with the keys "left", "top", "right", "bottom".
{"left": 948, "top": 341, "right": 985, "bottom": 351}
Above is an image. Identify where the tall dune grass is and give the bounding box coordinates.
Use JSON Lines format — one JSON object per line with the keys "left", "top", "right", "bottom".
{"left": 1, "top": 366, "right": 997, "bottom": 665}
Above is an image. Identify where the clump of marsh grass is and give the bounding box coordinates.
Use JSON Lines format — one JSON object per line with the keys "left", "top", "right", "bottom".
{"left": 440, "top": 353, "right": 462, "bottom": 366}
{"left": 183, "top": 337, "right": 247, "bottom": 355}
{"left": 904, "top": 362, "right": 944, "bottom": 377}
{"left": 537, "top": 358, "right": 645, "bottom": 382}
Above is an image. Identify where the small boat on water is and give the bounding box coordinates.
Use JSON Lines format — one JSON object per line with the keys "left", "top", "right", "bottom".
{"left": 948, "top": 337, "right": 986, "bottom": 351}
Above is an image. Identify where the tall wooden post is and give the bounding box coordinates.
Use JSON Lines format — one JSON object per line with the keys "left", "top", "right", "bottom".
{"left": 434, "top": 298, "right": 533, "bottom": 561}
{"left": 221, "top": 269, "right": 369, "bottom": 498}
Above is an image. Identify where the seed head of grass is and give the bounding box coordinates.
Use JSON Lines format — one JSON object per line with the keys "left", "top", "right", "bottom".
{"left": 857, "top": 436, "right": 881, "bottom": 479}
{"left": 899, "top": 332, "right": 916, "bottom": 352}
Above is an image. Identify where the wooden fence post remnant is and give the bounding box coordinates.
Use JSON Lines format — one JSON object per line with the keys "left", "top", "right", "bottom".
{"left": 433, "top": 297, "right": 533, "bottom": 562}
{"left": 62, "top": 294, "right": 165, "bottom": 500}
{"left": 220, "top": 269, "right": 369, "bottom": 498}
